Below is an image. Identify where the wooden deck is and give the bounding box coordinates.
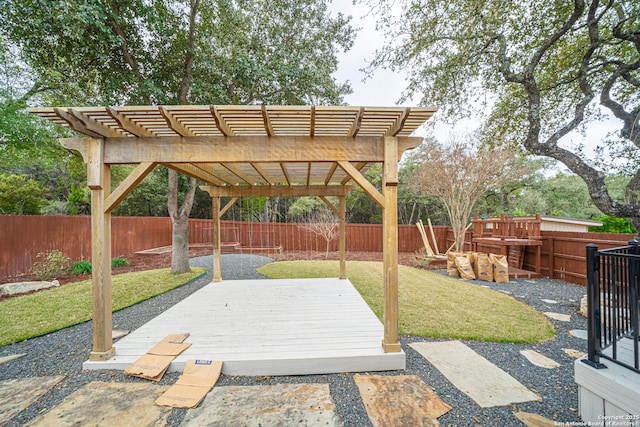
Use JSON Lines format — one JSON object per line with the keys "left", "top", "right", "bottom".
{"left": 575, "top": 338, "right": 640, "bottom": 420}
{"left": 83, "top": 278, "right": 405, "bottom": 376}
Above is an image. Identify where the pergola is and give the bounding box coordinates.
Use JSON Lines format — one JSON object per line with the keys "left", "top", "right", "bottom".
{"left": 31, "top": 105, "right": 436, "bottom": 363}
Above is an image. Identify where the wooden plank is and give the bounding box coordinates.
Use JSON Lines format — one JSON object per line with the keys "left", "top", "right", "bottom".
{"left": 212, "top": 197, "right": 221, "bottom": 282}
{"left": 88, "top": 161, "right": 115, "bottom": 361}
{"left": 92, "top": 136, "right": 424, "bottom": 164}
{"left": 84, "top": 278, "right": 405, "bottom": 375}
{"left": 104, "top": 162, "right": 156, "bottom": 213}
{"left": 339, "top": 161, "right": 385, "bottom": 208}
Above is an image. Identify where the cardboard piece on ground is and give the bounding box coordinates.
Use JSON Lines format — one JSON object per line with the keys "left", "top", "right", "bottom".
{"left": 354, "top": 374, "right": 451, "bottom": 427}
{"left": 125, "top": 354, "right": 177, "bottom": 381}
{"left": 147, "top": 333, "right": 191, "bottom": 356}
{"left": 125, "top": 333, "right": 191, "bottom": 381}
{"left": 155, "top": 359, "right": 223, "bottom": 408}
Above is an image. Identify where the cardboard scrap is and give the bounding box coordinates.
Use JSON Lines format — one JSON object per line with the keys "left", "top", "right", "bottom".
{"left": 155, "top": 359, "right": 223, "bottom": 408}
{"left": 125, "top": 333, "right": 191, "bottom": 381}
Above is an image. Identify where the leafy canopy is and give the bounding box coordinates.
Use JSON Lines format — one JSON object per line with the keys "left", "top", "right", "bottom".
{"left": 365, "top": 0, "right": 640, "bottom": 230}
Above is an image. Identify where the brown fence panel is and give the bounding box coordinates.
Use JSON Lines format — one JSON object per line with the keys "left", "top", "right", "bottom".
{"left": 0, "top": 215, "right": 172, "bottom": 280}
{"left": 535, "top": 231, "right": 635, "bottom": 286}
{"left": 4, "top": 215, "right": 636, "bottom": 287}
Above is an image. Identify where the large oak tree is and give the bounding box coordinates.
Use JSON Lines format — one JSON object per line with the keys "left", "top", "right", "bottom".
{"left": 366, "top": 0, "right": 640, "bottom": 231}
{"left": 1, "top": 0, "right": 355, "bottom": 272}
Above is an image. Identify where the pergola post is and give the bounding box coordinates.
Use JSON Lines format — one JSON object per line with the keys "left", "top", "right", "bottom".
{"left": 212, "top": 196, "right": 222, "bottom": 282}
{"left": 382, "top": 136, "right": 401, "bottom": 353}
{"left": 339, "top": 195, "right": 346, "bottom": 279}
{"left": 87, "top": 139, "right": 115, "bottom": 361}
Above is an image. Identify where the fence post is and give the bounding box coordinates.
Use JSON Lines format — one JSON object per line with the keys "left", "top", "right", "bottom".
{"left": 583, "top": 243, "right": 607, "bottom": 369}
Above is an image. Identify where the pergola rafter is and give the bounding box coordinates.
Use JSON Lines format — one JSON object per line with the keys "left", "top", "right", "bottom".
{"left": 30, "top": 104, "right": 436, "bottom": 362}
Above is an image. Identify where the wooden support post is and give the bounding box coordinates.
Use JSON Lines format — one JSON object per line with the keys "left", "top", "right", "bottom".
{"left": 212, "top": 196, "right": 222, "bottom": 282}
{"left": 339, "top": 195, "right": 346, "bottom": 279}
{"left": 382, "top": 136, "right": 401, "bottom": 353}
{"left": 88, "top": 139, "right": 115, "bottom": 361}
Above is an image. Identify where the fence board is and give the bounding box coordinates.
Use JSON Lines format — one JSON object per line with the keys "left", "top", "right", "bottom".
{"left": 1, "top": 215, "right": 636, "bottom": 286}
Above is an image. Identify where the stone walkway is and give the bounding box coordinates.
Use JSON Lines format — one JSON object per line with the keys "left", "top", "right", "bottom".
{"left": 1, "top": 326, "right": 587, "bottom": 426}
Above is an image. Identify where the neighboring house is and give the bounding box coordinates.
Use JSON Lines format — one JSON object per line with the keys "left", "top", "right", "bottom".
{"left": 527, "top": 215, "right": 602, "bottom": 233}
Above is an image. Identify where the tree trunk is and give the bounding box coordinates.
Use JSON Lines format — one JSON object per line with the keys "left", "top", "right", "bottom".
{"left": 168, "top": 169, "right": 196, "bottom": 273}
{"left": 170, "top": 213, "right": 191, "bottom": 273}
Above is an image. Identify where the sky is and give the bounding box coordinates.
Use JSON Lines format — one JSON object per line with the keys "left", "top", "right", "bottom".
{"left": 328, "top": 2, "right": 623, "bottom": 167}
{"left": 330, "top": 2, "right": 418, "bottom": 108}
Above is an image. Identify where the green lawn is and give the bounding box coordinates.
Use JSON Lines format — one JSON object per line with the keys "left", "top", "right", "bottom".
{"left": 258, "top": 260, "right": 554, "bottom": 343}
{"left": 0, "top": 268, "right": 206, "bottom": 346}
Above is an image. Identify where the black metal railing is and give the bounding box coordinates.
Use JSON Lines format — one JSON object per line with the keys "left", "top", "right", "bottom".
{"left": 584, "top": 240, "right": 640, "bottom": 373}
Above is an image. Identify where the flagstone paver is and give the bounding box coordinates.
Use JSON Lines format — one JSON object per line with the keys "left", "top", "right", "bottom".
{"left": 543, "top": 312, "right": 571, "bottom": 322}
{"left": 27, "top": 381, "right": 171, "bottom": 427}
{"left": 520, "top": 350, "right": 561, "bottom": 369}
{"left": 181, "top": 383, "right": 343, "bottom": 427}
{"left": 354, "top": 374, "right": 451, "bottom": 427}
{"left": 514, "top": 411, "right": 556, "bottom": 427}
{"left": 411, "top": 341, "right": 539, "bottom": 408}
{"left": 0, "top": 353, "right": 26, "bottom": 365}
{"left": 0, "top": 376, "right": 65, "bottom": 426}
{"left": 570, "top": 329, "right": 588, "bottom": 340}
{"left": 563, "top": 348, "right": 586, "bottom": 358}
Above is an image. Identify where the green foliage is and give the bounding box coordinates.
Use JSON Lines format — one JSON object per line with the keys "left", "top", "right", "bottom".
{"left": 70, "top": 257, "right": 129, "bottom": 275}
{"left": 71, "top": 260, "right": 92, "bottom": 275}
{"left": 589, "top": 216, "right": 637, "bottom": 234}
{"left": 366, "top": 0, "right": 640, "bottom": 229}
{"left": 31, "top": 250, "right": 69, "bottom": 281}
{"left": 66, "top": 186, "right": 90, "bottom": 215}
{"left": 0, "top": 173, "right": 48, "bottom": 214}
{"left": 111, "top": 257, "right": 130, "bottom": 268}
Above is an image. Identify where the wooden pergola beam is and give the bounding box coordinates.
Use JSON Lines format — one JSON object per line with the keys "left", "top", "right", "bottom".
{"left": 59, "top": 136, "right": 423, "bottom": 164}
{"left": 200, "top": 184, "right": 354, "bottom": 198}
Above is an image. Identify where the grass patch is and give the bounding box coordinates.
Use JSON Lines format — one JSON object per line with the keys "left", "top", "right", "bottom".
{"left": 0, "top": 267, "right": 206, "bottom": 346}
{"left": 257, "top": 260, "right": 554, "bottom": 344}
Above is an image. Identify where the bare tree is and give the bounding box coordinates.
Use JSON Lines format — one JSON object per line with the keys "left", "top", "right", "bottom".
{"left": 409, "top": 135, "right": 529, "bottom": 251}
{"left": 300, "top": 210, "right": 339, "bottom": 258}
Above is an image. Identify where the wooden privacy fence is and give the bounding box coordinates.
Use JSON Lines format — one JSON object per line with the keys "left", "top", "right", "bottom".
{"left": 0, "top": 215, "right": 635, "bottom": 286}
{"left": 0, "top": 215, "right": 429, "bottom": 279}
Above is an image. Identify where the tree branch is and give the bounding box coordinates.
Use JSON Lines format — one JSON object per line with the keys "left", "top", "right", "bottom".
{"left": 107, "top": 0, "right": 152, "bottom": 104}
{"left": 177, "top": 0, "right": 200, "bottom": 104}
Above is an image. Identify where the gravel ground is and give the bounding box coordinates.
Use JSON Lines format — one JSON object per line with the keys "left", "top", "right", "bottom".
{"left": 0, "top": 254, "right": 588, "bottom": 426}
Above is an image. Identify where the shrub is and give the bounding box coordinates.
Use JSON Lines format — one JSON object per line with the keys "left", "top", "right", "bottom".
{"left": 32, "top": 250, "right": 70, "bottom": 281}
{"left": 71, "top": 260, "right": 92, "bottom": 275}
{"left": 111, "top": 257, "right": 130, "bottom": 268}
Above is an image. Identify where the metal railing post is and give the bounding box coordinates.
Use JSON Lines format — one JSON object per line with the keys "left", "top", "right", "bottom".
{"left": 583, "top": 243, "right": 607, "bottom": 369}
{"left": 629, "top": 240, "right": 640, "bottom": 370}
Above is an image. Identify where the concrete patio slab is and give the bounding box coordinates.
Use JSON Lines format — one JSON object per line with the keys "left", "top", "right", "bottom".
{"left": 180, "top": 383, "right": 343, "bottom": 426}
{"left": 354, "top": 374, "right": 451, "bottom": 427}
{"left": 410, "top": 341, "right": 539, "bottom": 408}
